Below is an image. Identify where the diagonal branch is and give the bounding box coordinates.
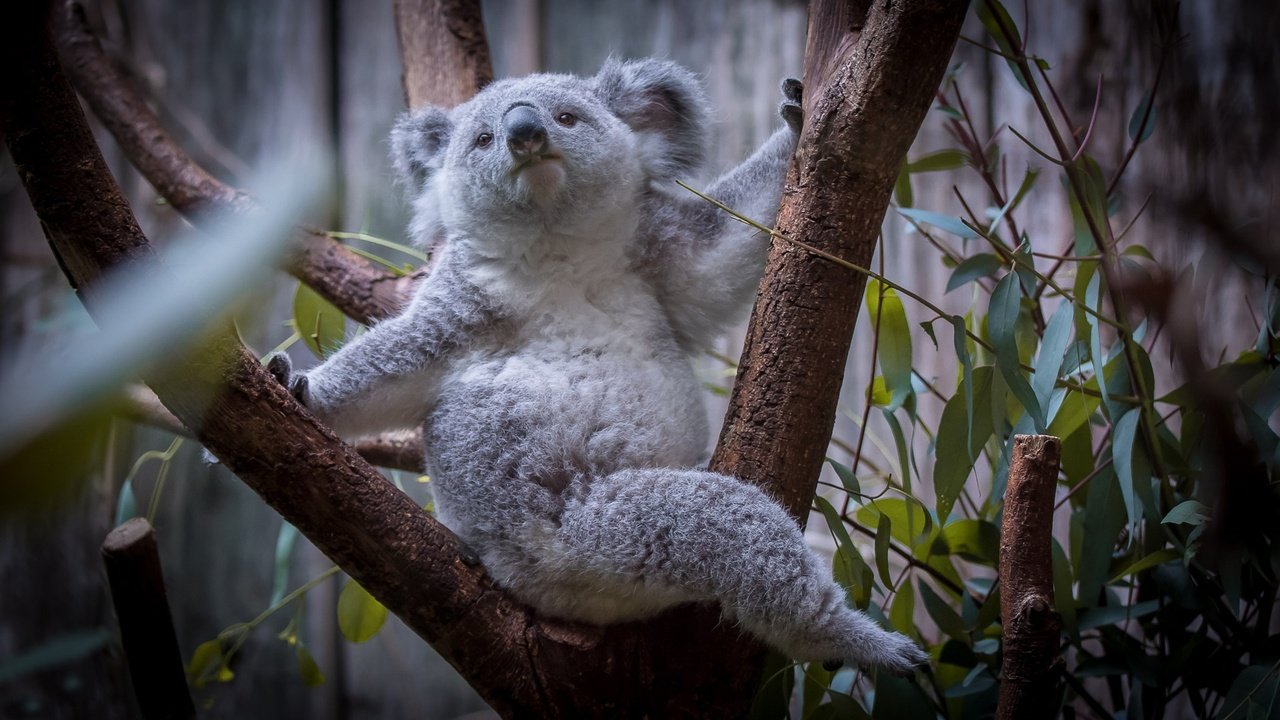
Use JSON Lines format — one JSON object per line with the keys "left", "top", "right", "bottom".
{"left": 711, "top": 0, "right": 968, "bottom": 521}
{"left": 51, "top": 0, "right": 411, "bottom": 325}
{"left": 120, "top": 385, "right": 427, "bottom": 473}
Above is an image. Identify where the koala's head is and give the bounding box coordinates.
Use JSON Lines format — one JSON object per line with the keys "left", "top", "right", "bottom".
{"left": 390, "top": 58, "right": 709, "bottom": 253}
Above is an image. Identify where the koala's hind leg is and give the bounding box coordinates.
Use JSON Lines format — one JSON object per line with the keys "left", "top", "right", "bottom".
{"left": 557, "top": 468, "right": 927, "bottom": 673}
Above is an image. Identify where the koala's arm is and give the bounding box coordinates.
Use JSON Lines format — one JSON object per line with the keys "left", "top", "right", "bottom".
{"left": 284, "top": 253, "right": 496, "bottom": 438}
{"left": 642, "top": 79, "right": 802, "bottom": 347}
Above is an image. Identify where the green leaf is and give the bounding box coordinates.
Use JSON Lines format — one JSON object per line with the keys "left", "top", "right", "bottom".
{"left": 920, "top": 319, "right": 940, "bottom": 351}
{"left": 872, "top": 670, "right": 935, "bottom": 719}
{"left": 817, "top": 496, "right": 874, "bottom": 608}
{"left": 976, "top": 0, "right": 1030, "bottom": 93}
{"left": 271, "top": 521, "right": 299, "bottom": 606}
{"left": 1083, "top": 271, "right": 1110, "bottom": 413}
{"left": 1108, "top": 548, "right": 1179, "bottom": 584}
{"left": 934, "top": 366, "right": 996, "bottom": 522}
{"left": 989, "top": 167, "right": 1040, "bottom": 236}
{"left": 875, "top": 514, "right": 894, "bottom": 587}
{"left": 919, "top": 580, "right": 967, "bottom": 640}
{"left": 1031, "top": 302, "right": 1074, "bottom": 424}
{"left": 894, "top": 159, "right": 914, "bottom": 208}
{"left": 1051, "top": 539, "right": 1078, "bottom": 640}
{"left": 1162, "top": 500, "right": 1210, "bottom": 526}
{"left": 1127, "top": 92, "right": 1156, "bottom": 143}
{"left": 1111, "top": 408, "right": 1145, "bottom": 532}
{"left": 337, "top": 578, "right": 387, "bottom": 643}
{"left": 1219, "top": 663, "right": 1280, "bottom": 720}
{"left": 293, "top": 283, "right": 346, "bottom": 359}
{"left": 906, "top": 149, "right": 969, "bottom": 173}
{"left": 296, "top": 644, "right": 325, "bottom": 687}
{"left": 867, "top": 280, "right": 913, "bottom": 410}
{"left": 1076, "top": 600, "right": 1159, "bottom": 630}
{"left": 1077, "top": 465, "right": 1126, "bottom": 607}
{"left": 826, "top": 458, "right": 862, "bottom": 498}
{"left": 883, "top": 409, "right": 914, "bottom": 493}
{"left": 811, "top": 689, "right": 871, "bottom": 720}
{"left": 898, "top": 208, "right": 978, "bottom": 238}
{"left": 748, "top": 652, "right": 796, "bottom": 720}
{"left": 187, "top": 639, "right": 224, "bottom": 688}
{"left": 945, "top": 253, "right": 1003, "bottom": 293}
{"left": 890, "top": 582, "right": 916, "bottom": 636}
{"left": 856, "top": 498, "right": 934, "bottom": 550}
{"left": 934, "top": 519, "right": 999, "bottom": 566}
{"left": 989, "top": 272, "right": 1044, "bottom": 430}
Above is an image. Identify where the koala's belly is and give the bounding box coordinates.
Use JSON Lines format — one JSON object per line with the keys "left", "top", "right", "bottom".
{"left": 427, "top": 344, "right": 708, "bottom": 488}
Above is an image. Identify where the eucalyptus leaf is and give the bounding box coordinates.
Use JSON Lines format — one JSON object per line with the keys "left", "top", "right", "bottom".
{"left": 898, "top": 208, "right": 979, "bottom": 238}
{"left": 337, "top": 578, "right": 388, "bottom": 643}
{"left": 906, "top": 149, "right": 968, "bottom": 173}
{"left": 946, "top": 253, "right": 1003, "bottom": 293}
{"left": 866, "top": 280, "right": 913, "bottom": 410}
{"left": 935, "top": 366, "right": 996, "bottom": 522}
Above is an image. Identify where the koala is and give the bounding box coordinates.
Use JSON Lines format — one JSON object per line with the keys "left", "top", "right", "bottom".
{"left": 274, "top": 58, "right": 925, "bottom": 673}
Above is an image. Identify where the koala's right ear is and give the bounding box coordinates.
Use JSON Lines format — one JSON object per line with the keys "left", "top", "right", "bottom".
{"left": 390, "top": 107, "right": 453, "bottom": 192}
{"left": 593, "top": 58, "right": 710, "bottom": 180}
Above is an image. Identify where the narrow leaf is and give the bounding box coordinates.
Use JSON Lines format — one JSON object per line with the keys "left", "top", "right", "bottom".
{"left": 1108, "top": 548, "right": 1179, "bottom": 583}
{"left": 898, "top": 208, "right": 978, "bottom": 238}
{"left": 866, "top": 280, "right": 913, "bottom": 410}
{"left": 906, "top": 149, "right": 969, "bottom": 173}
{"left": 875, "top": 514, "right": 894, "bottom": 587}
{"left": 934, "top": 367, "right": 996, "bottom": 522}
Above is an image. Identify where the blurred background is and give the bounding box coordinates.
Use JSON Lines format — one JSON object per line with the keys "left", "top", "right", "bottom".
{"left": 1, "top": 0, "right": 1276, "bottom": 718}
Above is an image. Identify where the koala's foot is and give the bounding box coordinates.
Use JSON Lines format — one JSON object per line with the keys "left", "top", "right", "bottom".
{"left": 266, "top": 353, "right": 308, "bottom": 404}
{"left": 780, "top": 78, "right": 803, "bottom": 133}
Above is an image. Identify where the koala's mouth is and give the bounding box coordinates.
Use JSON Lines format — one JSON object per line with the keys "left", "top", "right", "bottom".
{"left": 508, "top": 153, "right": 563, "bottom": 177}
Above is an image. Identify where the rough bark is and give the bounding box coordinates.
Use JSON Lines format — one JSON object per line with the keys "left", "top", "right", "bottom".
{"left": 51, "top": 0, "right": 411, "bottom": 325}
{"left": 394, "top": 0, "right": 493, "bottom": 109}
{"left": 100, "top": 518, "right": 195, "bottom": 720}
{"left": 121, "top": 384, "right": 427, "bottom": 473}
{"left": 997, "top": 434, "right": 1064, "bottom": 720}
{"left": 711, "top": 0, "right": 968, "bottom": 521}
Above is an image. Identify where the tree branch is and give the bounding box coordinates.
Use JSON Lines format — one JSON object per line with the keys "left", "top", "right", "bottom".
{"left": 712, "top": 0, "right": 968, "bottom": 521}
{"left": 51, "top": 0, "right": 410, "bottom": 325}
{"left": 393, "top": 0, "right": 493, "bottom": 109}
{"left": 120, "top": 384, "right": 427, "bottom": 473}
{"left": 997, "top": 434, "right": 1064, "bottom": 719}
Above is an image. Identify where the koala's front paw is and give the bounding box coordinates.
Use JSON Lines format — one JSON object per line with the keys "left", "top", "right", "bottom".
{"left": 780, "top": 78, "right": 803, "bottom": 133}
{"left": 266, "top": 353, "right": 309, "bottom": 405}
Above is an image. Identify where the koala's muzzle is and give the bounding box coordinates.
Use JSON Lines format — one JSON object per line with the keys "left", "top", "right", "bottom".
{"left": 504, "top": 105, "right": 548, "bottom": 160}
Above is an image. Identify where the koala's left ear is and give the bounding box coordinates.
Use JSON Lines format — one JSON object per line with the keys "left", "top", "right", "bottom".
{"left": 593, "top": 58, "right": 710, "bottom": 179}
{"left": 389, "top": 106, "right": 453, "bottom": 193}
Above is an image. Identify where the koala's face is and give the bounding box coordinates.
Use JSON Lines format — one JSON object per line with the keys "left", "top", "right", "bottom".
{"left": 392, "top": 59, "right": 710, "bottom": 253}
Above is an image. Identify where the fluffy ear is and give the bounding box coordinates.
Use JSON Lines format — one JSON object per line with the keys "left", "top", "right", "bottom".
{"left": 389, "top": 106, "right": 453, "bottom": 193}
{"left": 593, "top": 57, "right": 710, "bottom": 180}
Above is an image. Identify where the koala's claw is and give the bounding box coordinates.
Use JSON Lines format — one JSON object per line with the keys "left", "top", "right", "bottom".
{"left": 779, "top": 78, "right": 804, "bottom": 133}
{"left": 266, "top": 353, "right": 308, "bottom": 405}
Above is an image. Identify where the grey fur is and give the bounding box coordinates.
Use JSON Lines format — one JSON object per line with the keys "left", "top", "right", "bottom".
{"left": 292, "top": 59, "right": 925, "bottom": 672}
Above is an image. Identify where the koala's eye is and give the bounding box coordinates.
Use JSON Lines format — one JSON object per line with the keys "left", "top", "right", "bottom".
{"left": 555, "top": 112, "right": 578, "bottom": 127}
{"left": 475, "top": 132, "right": 493, "bottom": 148}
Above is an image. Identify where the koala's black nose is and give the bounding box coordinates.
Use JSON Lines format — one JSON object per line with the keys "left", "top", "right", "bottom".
{"left": 504, "top": 105, "right": 547, "bottom": 159}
